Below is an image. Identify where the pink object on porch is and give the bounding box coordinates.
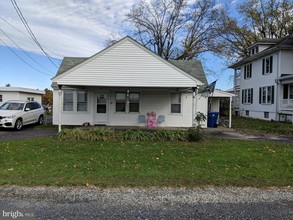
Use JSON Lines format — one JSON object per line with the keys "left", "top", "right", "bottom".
{"left": 147, "top": 112, "right": 157, "bottom": 128}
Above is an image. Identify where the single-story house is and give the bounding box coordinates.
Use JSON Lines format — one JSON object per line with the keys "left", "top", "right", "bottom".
{"left": 51, "top": 36, "right": 234, "bottom": 129}
{"left": 0, "top": 87, "right": 44, "bottom": 105}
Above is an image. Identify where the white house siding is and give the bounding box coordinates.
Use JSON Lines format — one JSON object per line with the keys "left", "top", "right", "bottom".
{"left": 0, "top": 91, "right": 43, "bottom": 104}
{"left": 53, "top": 88, "right": 208, "bottom": 128}
{"left": 239, "top": 52, "right": 278, "bottom": 121}
{"left": 280, "top": 50, "right": 293, "bottom": 75}
{"left": 53, "top": 38, "right": 201, "bottom": 88}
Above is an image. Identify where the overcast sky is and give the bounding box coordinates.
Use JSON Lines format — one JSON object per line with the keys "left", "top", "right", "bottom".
{"left": 0, "top": 0, "right": 237, "bottom": 90}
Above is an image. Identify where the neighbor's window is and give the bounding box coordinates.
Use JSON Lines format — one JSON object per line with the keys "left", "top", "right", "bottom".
{"left": 116, "top": 92, "right": 126, "bottom": 112}
{"left": 259, "top": 86, "right": 274, "bottom": 104}
{"left": 63, "top": 91, "right": 74, "bottom": 111}
{"left": 129, "top": 92, "right": 140, "bottom": 113}
{"left": 77, "top": 91, "right": 88, "bottom": 111}
{"left": 0, "top": 94, "right": 2, "bottom": 102}
{"left": 242, "top": 88, "right": 253, "bottom": 104}
{"left": 244, "top": 63, "right": 252, "bottom": 79}
{"left": 283, "top": 84, "right": 293, "bottom": 99}
{"left": 262, "top": 56, "right": 273, "bottom": 74}
{"left": 170, "top": 92, "right": 181, "bottom": 113}
{"left": 246, "top": 110, "right": 249, "bottom": 116}
{"left": 27, "top": 97, "right": 34, "bottom": 101}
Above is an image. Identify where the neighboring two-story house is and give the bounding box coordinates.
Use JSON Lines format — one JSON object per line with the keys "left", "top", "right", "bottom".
{"left": 229, "top": 34, "right": 293, "bottom": 123}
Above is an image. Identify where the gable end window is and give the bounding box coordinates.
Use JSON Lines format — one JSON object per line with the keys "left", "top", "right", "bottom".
{"left": 259, "top": 86, "right": 274, "bottom": 104}
{"left": 244, "top": 63, "right": 252, "bottom": 79}
{"left": 262, "top": 56, "right": 273, "bottom": 75}
{"left": 241, "top": 88, "right": 253, "bottom": 104}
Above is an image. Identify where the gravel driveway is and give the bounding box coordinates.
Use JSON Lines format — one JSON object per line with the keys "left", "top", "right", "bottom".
{"left": 0, "top": 186, "right": 292, "bottom": 219}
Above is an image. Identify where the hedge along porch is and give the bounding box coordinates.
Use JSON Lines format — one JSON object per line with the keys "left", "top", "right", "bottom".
{"left": 51, "top": 36, "right": 207, "bottom": 130}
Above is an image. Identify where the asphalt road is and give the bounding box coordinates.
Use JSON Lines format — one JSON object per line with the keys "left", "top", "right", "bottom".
{"left": 0, "top": 187, "right": 292, "bottom": 220}
{"left": 0, "top": 125, "right": 57, "bottom": 141}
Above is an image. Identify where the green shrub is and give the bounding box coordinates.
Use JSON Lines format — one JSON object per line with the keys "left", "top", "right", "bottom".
{"left": 57, "top": 128, "right": 198, "bottom": 142}
{"left": 187, "top": 127, "right": 203, "bottom": 142}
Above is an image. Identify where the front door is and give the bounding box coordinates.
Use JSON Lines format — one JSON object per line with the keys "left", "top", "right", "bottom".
{"left": 95, "top": 93, "right": 109, "bottom": 124}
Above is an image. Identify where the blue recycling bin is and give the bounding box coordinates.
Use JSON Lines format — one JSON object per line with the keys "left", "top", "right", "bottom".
{"left": 207, "top": 112, "right": 219, "bottom": 128}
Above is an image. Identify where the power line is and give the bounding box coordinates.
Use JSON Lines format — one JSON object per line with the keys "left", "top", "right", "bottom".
{"left": 0, "top": 27, "right": 53, "bottom": 74}
{"left": 10, "top": 0, "right": 59, "bottom": 68}
{"left": 0, "top": 37, "right": 53, "bottom": 77}
{"left": 0, "top": 16, "right": 66, "bottom": 58}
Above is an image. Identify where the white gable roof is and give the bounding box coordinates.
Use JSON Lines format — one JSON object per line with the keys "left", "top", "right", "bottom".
{"left": 53, "top": 37, "right": 203, "bottom": 88}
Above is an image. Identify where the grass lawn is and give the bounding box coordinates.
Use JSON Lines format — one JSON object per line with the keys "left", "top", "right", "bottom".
{"left": 0, "top": 138, "right": 292, "bottom": 187}
{"left": 232, "top": 116, "right": 293, "bottom": 136}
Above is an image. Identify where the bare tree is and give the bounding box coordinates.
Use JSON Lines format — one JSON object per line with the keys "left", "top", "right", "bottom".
{"left": 217, "top": 0, "right": 293, "bottom": 61}
{"left": 126, "top": 0, "right": 224, "bottom": 60}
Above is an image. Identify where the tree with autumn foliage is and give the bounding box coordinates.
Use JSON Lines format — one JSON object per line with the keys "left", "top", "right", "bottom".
{"left": 42, "top": 88, "right": 53, "bottom": 105}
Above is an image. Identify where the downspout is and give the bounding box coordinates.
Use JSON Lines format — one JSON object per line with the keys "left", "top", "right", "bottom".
{"left": 58, "top": 85, "right": 62, "bottom": 133}
{"left": 192, "top": 87, "right": 196, "bottom": 127}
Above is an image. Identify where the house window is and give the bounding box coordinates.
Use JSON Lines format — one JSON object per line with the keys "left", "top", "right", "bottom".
{"left": 116, "top": 92, "right": 126, "bottom": 112}
{"left": 97, "top": 94, "right": 107, "bottom": 113}
{"left": 77, "top": 91, "right": 87, "bottom": 111}
{"left": 63, "top": 91, "right": 74, "bottom": 111}
{"left": 170, "top": 92, "right": 181, "bottom": 113}
{"left": 262, "top": 56, "right": 273, "bottom": 75}
{"left": 259, "top": 86, "right": 274, "bottom": 104}
{"left": 0, "top": 94, "right": 2, "bottom": 102}
{"left": 246, "top": 110, "right": 249, "bottom": 116}
{"left": 27, "top": 97, "right": 34, "bottom": 101}
{"left": 283, "top": 84, "right": 293, "bottom": 99}
{"left": 242, "top": 88, "right": 253, "bottom": 104}
{"left": 264, "top": 112, "right": 269, "bottom": 118}
{"left": 63, "top": 90, "right": 88, "bottom": 112}
{"left": 244, "top": 63, "right": 252, "bottom": 79}
{"left": 129, "top": 92, "right": 140, "bottom": 113}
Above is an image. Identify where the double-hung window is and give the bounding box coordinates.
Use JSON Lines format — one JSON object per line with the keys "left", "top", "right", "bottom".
{"left": 259, "top": 86, "right": 274, "bottom": 104}
{"left": 244, "top": 63, "right": 252, "bottom": 79}
{"left": 63, "top": 91, "right": 74, "bottom": 111}
{"left": 115, "top": 91, "right": 140, "bottom": 113}
{"left": 77, "top": 91, "right": 87, "bottom": 111}
{"left": 0, "top": 94, "right": 3, "bottom": 102}
{"left": 170, "top": 92, "right": 181, "bottom": 113}
{"left": 115, "top": 92, "right": 126, "bottom": 112}
{"left": 129, "top": 92, "right": 140, "bottom": 113}
{"left": 283, "top": 84, "right": 293, "bottom": 99}
{"left": 242, "top": 88, "right": 253, "bottom": 104}
{"left": 262, "top": 56, "right": 273, "bottom": 75}
{"left": 63, "top": 90, "right": 88, "bottom": 112}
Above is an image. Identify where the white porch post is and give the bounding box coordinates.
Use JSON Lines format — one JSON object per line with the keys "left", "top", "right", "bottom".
{"left": 192, "top": 87, "right": 197, "bottom": 127}
{"left": 229, "top": 96, "right": 232, "bottom": 128}
{"left": 58, "top": 85, "right": 63, "bottom": 133}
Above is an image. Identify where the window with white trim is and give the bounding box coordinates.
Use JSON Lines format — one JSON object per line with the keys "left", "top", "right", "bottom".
{"left": 129, "top": 92, "right": 140, "bottom": 113}
{"left": 244, "top": 63, "right": 252, "bottom": 79}
{"left": 259, "top": 86, "right": 274, "bottom": 104}
{"left": 170, "top": 92, "right": 181, "bottom": 113}
{"left": 63, "top": 90, "right": 88, "bottom": 112}
{"left": 77, "top": 91, "right": 87, "bottom": 111}
{"left": 115, "top": 92, "right": 126, "bottom": 112}
{"left": 262, "top": 56, "right": 273, "bottom": 74}
{"left": 283, "top": 84, "right": 293, "bottom": 99}
{"left": 242, "top": 88, "right": 253, "bottom": 104}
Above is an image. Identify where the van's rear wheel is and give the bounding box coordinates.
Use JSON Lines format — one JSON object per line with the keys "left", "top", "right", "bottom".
{"left": 14, "top": 118, "right": 23, "bottom": 130}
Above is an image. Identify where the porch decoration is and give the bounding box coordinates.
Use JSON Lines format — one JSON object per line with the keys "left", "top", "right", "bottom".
{"left": 147, "top": 111, "right": 157, "bottom": 128}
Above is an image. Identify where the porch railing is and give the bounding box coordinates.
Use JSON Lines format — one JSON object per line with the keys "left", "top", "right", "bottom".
{"left": 280, "top": 99, "right": 293, "bottom": 110}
